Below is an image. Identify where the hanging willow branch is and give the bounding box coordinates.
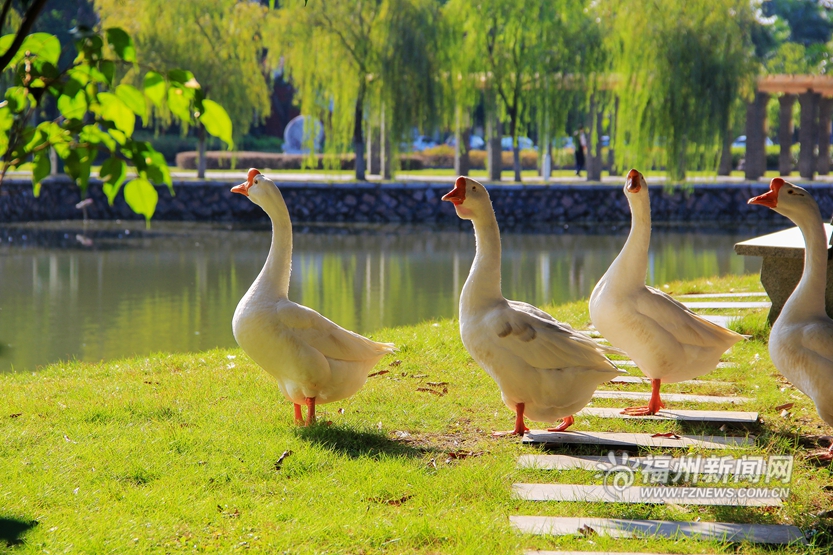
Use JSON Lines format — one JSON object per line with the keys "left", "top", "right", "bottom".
{"left": 602, "top": 0, "right": 758, "bottom": 181}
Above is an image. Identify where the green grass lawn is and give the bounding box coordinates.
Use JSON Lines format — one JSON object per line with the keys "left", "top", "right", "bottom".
{"left": 1, "top": 274, "right": 832, "bottom": 553}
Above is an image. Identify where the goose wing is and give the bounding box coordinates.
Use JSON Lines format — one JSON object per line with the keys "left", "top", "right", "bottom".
{"left": 277, "top": 300, "right": 395, "bottom": 361}
{"left": 487, "top": 301, "right": 622, "bottom": 371}
{"left": 636, "top": 286, "right": 744, "bottom": 348}
{"left": 800, "top": 318, "right": 833, "bottom": 364}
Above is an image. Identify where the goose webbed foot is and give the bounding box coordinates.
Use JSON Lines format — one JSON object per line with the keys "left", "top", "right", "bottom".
{"left": 621, "top": 378, "right": 664, "bottom": 416}
{"left": 547, "top": 415, "right": 574, "bottom": 432}
{"left": 492, "top": 402, "right": 528, "bottom": 437}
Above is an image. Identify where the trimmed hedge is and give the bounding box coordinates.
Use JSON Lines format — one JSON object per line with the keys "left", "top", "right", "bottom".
{"left": 175, "top": 148, "right": 551, "bottom": 172}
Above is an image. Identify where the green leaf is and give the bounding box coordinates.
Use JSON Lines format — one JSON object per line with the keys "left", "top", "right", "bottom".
{"left": 105, "top": 28, "right": 136, "bottom": 62}
{"left": 6, "top": 33, "right": 62, "bottom": 67}
{"left": 124, "top": 177, "right": 158, "bottom": 225}
{"left": 5, "top": 87, "right": 27, "bottom": 112}
{"left": 80, "top": 124, "right": 116, "bottom": 152}
{"left": 0, "top": 105, "right": 13, "bottom": 133}
{"left": 142, "top": 146, "right": 172, "bottom": 191}
{"left": 167, "top": 69, "right": 195, "bottom": 86}
{"left": 100, "top": 157, "right": 127, "bottom": 205}
{"left": 143, "top": 71, "right": 165, "bottom": 107}
{"left": 115, "top": 84, "right": 146, "bottom": 119}
{"left": 99, "top": 60, "right": 115, "bottom": 85}
{"left": 57, "top": 86, "right": 88, "bottom": 120}
{"left": 32, "top": 149, "right": 51, "bottom": 195}
{"left": 98, "top": 92, "right": 135, "bottom": 136}
{"left": 64, "top": 147, "right": 92, "bottom": 193}
{"left": 198, "top": 99, "right": 234, "bottom": 148}
{"left": 109, "top": 128, "right": 127, "bottom": 146}
{"left": 166, "top": 86, "right": 193, "bottom": 122}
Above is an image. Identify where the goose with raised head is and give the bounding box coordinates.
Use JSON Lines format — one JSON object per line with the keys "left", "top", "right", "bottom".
{"left": 231, "top": 169, "right": 396, "bottom": 426}
{"left": 748, "top": 178, "right": 833, "bottom": 461}
{"left": 589, "top": 169, "right": 744, "bottom": 415}
{"left": 442, "top": 176, "right": 624, "bottom": 436}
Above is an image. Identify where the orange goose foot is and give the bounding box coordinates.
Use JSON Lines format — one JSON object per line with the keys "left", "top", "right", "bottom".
{"left": 492, "top": 403, "right": 529, "bottom": 437}
{"left": 547, "top": 415, "right": 575, "bottom": 432}
{"left": 621, "top": 378, "right": 665, "bottom": 416}
{"left": 293, "top": 397, "right": 317, "bottom": 426}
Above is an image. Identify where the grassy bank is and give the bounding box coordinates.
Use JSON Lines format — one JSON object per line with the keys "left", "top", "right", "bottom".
{"left": 1, "top": 275, "right": 831, "bottom": 553}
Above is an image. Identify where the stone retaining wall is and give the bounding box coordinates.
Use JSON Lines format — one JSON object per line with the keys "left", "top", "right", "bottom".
{"left": 1, "top": 177, "right": 831, "bottom": 228}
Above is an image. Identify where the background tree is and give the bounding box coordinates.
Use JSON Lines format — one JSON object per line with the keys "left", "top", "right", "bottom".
{"left": 603, "top": 0, "right": 758, "bottom": 181}
{"left": 95, "top": 0, "right": 277, "bottom": 177}
{"left": 444, "top": 0, "right": 584, "bottom": 182}
{"left": 275, "top": 0, "right": 437, "bottom": 180}
{"left": 0, "top": 4, "right": 233, "bottom": 223}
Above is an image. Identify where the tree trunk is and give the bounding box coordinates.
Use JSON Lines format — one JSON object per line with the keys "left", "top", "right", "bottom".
{"left": 380, "top": 101, "right": 391, "bottom": 180}
{"left": 778, "top": 94, "right": 796, "bottom": 175}
{"left": 354, "top": 94, "right": 366, "bottom": 181}
{"left": 197, "top": 123, "right": 207, "bottom": 179}
{"left": 486, "top": 90, "right": 501, "bottom": 181}
{"left": 453, "top": 106, "right": 470, "bottom": 176}
{"left": 509, "top": 114, "right": 521, "bottom": 182}
{"left": 718, "top": 129, "right": 733, "bottom": 176}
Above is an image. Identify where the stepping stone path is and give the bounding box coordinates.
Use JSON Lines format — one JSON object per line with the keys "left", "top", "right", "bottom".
{"left": 576, "top": 407, "right": 759, "bottom": 423}
{"left": 511, "top": 517, "right": 807, "bottom": 545}
{"left": 509, "top": 290, "right": 809, "bottom": 547}
{"left": 512, "top": 483, "right": 783, "bottom": 506}
{"left": 592, "top": 390, "right": 751, "bottom": 404}
{"left": 522, "top": 431, "right": 753, "bottom": 448}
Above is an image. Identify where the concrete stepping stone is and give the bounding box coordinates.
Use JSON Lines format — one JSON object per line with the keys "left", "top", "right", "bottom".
{"left": 577, "top": 407, "right": 758, "bottom": 423}
{"left": 510, "top": 516, "right": 807, "bottom": 545}
{"left": 612, "top": 360, "right": 736, "bottom": 369}
{"left": 512, "top": 483, "right": 783, "bottom": 506}
{"left": 682, "top": 301, "right": 771, "bottom": 309}
{"left": 518, "top": 454, "right": 759, "bottom": 474}
{"left": 592, "top": 391, "right": 751, "bottom": 404}
{"left": 675, "top": 292, "right": 768, "bottom": 298}
{"left": 609, "top": 375, "right": 731, "bottom": 386}
{"left": 522, "top": 431, "right": 754, "bottom": 448}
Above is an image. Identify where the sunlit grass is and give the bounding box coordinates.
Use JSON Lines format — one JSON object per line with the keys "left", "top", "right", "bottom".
{"left": 1, "top": 274, "right": 831, "bottom": 553}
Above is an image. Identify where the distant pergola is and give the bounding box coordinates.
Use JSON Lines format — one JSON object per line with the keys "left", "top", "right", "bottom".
{"left": 745, "top": 74, "right": 833, "bottom": 180}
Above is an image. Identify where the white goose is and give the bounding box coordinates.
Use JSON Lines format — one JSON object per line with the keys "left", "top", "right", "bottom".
{"left": 231, "top": 168, "right": 395, "bottom": 425}
{"left": 749, "top": 178, "right": 833, "bottom": 461}
{"left": 589, "top": 169, "right": 744, "bottom": 415}
{"left": 443, "top": 176, "right": 624, "bottom": 435}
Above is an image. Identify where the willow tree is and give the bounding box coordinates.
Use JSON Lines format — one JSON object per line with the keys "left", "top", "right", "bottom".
{"left": 443, "top": 0, "right": 587, "bottom": 182}
{"left": 601, "top": 0, "right": 757, "bottom": 181}
{"left": 95, "top": 0, "right": 279, "bottom": 176}
{"left": 276, "top": 0, "right": 437, "bottom": 180}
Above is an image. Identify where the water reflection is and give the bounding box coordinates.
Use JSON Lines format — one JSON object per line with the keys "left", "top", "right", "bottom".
{"left": 0, "top": 220, "right": 774, "bottom": 372}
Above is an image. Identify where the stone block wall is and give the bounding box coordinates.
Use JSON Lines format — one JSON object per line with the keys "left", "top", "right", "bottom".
{"left": 1, "top": 177, "right": 831, "bottom": 229}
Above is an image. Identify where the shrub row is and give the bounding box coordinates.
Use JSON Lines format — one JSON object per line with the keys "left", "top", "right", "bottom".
{"left": 175, "top": 148, "right": 556, "bottom": 172}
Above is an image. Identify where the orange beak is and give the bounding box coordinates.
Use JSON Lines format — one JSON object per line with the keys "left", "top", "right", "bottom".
{"left": 231, "top": 168, "right": 261, "bottom": 196}
{"left": 748, "top": 177, "right": 784, "bottom": 208}
{"left": 442, "top": 176, "right": 467, "bottom": 205}
{"left": 626, "top": 168, "right": 642, "bottom": 193}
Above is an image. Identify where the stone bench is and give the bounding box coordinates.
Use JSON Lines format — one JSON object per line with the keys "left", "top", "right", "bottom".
{"left": 734, "top": 223, "right": 833, "bottom": 324}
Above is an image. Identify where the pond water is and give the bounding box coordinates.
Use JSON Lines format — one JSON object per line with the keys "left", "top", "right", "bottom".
{"left": 0, "top": 220, "right": 773, "bottom": 372}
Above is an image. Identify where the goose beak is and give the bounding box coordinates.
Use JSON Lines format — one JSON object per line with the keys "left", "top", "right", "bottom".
{"left": 231, "top": 168, "right": 261, "bottom": 196}
{"left": 626, "top": 169, "right": 642, "bottom": 193}
{"left": 442, "top": 176, "right": 467, "bottom": 205}
{"left": 748, "top": 177, "right": 783, "bottom": 208}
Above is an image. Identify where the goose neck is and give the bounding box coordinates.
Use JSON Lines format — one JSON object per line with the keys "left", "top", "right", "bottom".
{"left": 254, "top": 192, "right": 293, "bottom": 299}
{"left": 610, "top": 193, "right": 652, "bottom": 287}
{"left": 785, "top": 208, "right": 829, "bottom": 317}
{"left": 461, "top": 214, "right": 504, "bottom": 308}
